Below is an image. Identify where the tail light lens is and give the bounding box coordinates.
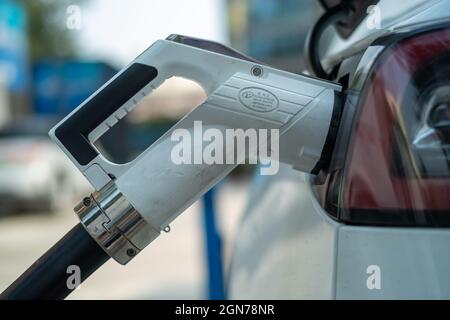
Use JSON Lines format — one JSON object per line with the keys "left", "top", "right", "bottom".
{"left": 339, "top": 26, "right": 450, "bottom": 226}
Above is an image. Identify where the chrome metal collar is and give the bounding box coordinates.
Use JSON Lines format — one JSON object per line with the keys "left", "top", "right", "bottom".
{"left": 75, "top": 182, "right": 160, "bottom": 265}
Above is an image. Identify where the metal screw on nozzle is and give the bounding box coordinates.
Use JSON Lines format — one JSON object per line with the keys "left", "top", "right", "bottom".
{"left": 126, "top": 248, "right": 136, "bottom": 257}
{"left": 82, "top": 197, "right": 92, "bottom": 207}
{"left": 251, "top": 65, "right": 263, "bottom": 77}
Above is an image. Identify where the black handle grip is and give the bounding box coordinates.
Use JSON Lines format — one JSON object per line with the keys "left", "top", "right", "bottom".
{"left": 55, "top": 63, "right": 158, "bottom": 165}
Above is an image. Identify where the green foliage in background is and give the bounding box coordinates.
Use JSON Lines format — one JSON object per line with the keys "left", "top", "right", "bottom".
{"left": 16, "top": 0, "right": 88, "bottom": 61}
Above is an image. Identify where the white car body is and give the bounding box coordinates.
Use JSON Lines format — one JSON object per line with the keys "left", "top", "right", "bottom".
{"left": 228, "top": 0, "right": 450, "bottom": 299}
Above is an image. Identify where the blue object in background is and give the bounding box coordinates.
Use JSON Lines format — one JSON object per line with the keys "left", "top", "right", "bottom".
{"left": 0, "top": 0, "right": 28, "bottom": 93}
{"left": 203, "top": 188, "right": 226, "bottom": 300}
{"left": 33, "top": 61, "right": 117, "bottom": 115}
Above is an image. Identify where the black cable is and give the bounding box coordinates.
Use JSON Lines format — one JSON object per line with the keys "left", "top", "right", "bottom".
{"left": 305, "top": 5, "right": 350, "bottom": 80}
{"left": 0, "top": 223, "right": 109, "bottom": 300}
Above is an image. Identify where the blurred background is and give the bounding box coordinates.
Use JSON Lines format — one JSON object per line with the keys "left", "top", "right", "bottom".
{"left": 0, "top": 0, "right": 321, "bottom": 299}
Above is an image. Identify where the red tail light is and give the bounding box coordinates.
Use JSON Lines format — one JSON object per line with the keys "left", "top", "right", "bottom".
{"left": 339, "top": 26, "right": 450, "bottom": 226}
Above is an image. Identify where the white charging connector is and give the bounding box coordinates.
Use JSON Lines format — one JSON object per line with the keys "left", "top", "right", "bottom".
{"left": 49, "top": 35, "right": 341, "bottom": 264}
